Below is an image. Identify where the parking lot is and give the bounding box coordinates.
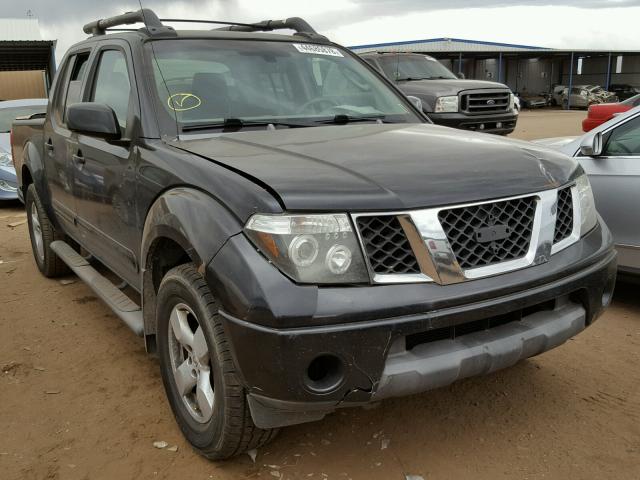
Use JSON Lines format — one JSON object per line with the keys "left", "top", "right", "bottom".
{"left": 1, "top": 109, "right": 639, "bottom": 480}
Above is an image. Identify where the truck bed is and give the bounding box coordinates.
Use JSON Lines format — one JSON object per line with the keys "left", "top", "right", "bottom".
{"left": 11, "top": 115, "right": 45, "bottom": 198}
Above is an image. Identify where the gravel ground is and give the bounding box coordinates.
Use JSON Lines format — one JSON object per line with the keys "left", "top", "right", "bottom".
{"left": 1, "top": 110, "right": 639, "bottom": 480}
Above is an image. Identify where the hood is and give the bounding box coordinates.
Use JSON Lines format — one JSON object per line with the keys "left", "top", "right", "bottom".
{"left": 397, "top": 79, "right": 510, "bottom": 98}
{"left": 173, "top": 124, "right": 579, "bottom": 212}
{"left": 532, "top": 136, "right": 579, "bottom": 149}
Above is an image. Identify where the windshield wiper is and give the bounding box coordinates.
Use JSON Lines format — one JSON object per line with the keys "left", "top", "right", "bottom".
{"left": 182, "top": 118, "right": 311, "bottom": 132}
{"left": 397, "top": 77, "right": 430, "bottom": 81}
{"left": 315, "top": 114, "right": 389, "bottom": 125}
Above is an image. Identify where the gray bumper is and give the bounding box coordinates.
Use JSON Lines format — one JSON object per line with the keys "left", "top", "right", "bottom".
{"left": 373, "top": 299, "right": 585, "bottom": 400}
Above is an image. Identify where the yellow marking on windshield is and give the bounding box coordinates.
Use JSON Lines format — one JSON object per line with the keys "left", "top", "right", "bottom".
{"left": 168, "top": 93, "right": 202, "bottom": 111}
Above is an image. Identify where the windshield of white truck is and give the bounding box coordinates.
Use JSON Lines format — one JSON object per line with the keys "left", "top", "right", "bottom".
{"left": 147, "top": 39, "right": 421, "bottom": 132}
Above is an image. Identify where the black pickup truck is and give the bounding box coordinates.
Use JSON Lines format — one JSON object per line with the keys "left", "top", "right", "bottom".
{"left": 11, "top": 10, "right": 616, "bottom": 460}
{"left": 360, "top": 52, "right": 518, "bottom": 135}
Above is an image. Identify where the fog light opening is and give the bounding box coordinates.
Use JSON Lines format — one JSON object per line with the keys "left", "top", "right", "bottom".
{"left": 305, "top": 355, "right": 344, "bottom": 393}
{"left": 602, "top": 276, "right": 616, "bottom": 308}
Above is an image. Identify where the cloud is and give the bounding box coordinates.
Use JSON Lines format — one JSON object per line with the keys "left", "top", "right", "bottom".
{"left": 8, "top": 0, "right": 640, "bottom": 62}
{"left": 324, "top": 5, "right": 640, "bottom": 50}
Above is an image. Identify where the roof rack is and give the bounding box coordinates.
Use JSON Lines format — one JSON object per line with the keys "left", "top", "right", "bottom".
{"left": 213, "top": 17, "right": 329, "bottom": 42}
{"left": 83, "top": 9, "right": 175, "bottom": 36}
{"left": 83, "top": 9, "right": 328, "bottom": 42}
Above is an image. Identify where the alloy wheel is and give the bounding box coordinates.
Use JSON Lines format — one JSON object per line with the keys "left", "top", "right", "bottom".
{"left": 167, "top": 303, "right": 215, "bottom": 423}
{"left": 30, "top": 202, "right": 44, "bottom": 262}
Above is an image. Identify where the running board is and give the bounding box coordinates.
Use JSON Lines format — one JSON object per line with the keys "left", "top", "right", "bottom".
{"left": 50, "top": 241, "right": 144, "bottom": 337}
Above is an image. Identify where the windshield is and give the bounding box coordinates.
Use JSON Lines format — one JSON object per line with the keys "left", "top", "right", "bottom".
{"left": 147, "top": 39, "right": 420, "bottom": 132}
{"left": 377, "top": 55, "right": 457, "bottom": 81}
{"left": 0, "top": 105, "right": 46, "bottom": 132}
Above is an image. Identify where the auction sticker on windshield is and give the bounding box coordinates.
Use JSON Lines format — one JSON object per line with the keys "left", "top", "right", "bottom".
{"left": 293, "top": 43, "right": 343, "bottom": 57}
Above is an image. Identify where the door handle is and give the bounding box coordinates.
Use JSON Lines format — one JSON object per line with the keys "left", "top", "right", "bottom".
{"left": 72, "top": 152, "right": 85, "bottom": 165}
{"left": 45, "top": 140, "right": 54, "bottom": 154}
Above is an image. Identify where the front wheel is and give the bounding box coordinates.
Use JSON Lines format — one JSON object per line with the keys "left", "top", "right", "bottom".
{"left": 156, "top": 263, "right": 277, "bottom": 460}
{"left": 25, "top": 184, "right": 69, "bottom": 277}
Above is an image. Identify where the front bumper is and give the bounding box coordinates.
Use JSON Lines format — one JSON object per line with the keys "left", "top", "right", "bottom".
{"left": 207, "top": 223, "right": 616, "bottom": 429}
{"left": 428, "top": 110, "right": 518, "bottom": 134}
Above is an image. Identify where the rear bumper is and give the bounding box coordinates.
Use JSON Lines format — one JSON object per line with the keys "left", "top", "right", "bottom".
{"left": 212, "top": 225, "right": 616, "bottom": 428}
{"left": 428, "top": 111, "right": 518, "bottom": 134}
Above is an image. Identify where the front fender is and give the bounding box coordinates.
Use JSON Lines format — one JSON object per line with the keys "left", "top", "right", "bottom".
{"left": 141, "top": 187, "right": 242, "bottom": 270}
{"left": 140, "top": 187, "right": 242, "bottom": 338}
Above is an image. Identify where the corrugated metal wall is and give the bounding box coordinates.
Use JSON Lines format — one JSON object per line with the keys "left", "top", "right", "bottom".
{"left": 560, "top": 54, "right": 640, "bottom": 88}
{"left": 0, "top": 70, "right": 47, "bottom": 100}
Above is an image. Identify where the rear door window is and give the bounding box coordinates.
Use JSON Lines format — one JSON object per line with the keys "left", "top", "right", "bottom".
{"left": 51, "top": 56, "right": 73, "bottom": 126}
{"left": 63, "top": 52, "right": 91, "bottom": 123}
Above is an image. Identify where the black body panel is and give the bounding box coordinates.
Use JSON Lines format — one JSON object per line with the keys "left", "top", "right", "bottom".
{"left": 175, "top": 124, "right": 579, "bottom": 212}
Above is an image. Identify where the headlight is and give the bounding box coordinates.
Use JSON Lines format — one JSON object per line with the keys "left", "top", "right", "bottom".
{"left": 508, "top": 93, "right": 515, "bottom": 111}
{"left": 434, "top": 96, "right": 459, "bottom": 113}
{"left": 0, "top": 179, "right": 17, "bottom": 192}
{"left": 245, "top": 213, "right": 369, "bottom": 284}
{"left": 575, "top": 174, "right": 597, "bottom": 236}
{"left": 0, "top": 151, "right": 13, "bottom": 168}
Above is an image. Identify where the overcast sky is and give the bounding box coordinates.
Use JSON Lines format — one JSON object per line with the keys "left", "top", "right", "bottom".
{"left": 5, "top": 0, "right": 640, "bottom": 59}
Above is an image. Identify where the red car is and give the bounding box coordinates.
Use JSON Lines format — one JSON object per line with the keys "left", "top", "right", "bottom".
{"left": 582, "top": 93, "right": 640, "bottom": 132}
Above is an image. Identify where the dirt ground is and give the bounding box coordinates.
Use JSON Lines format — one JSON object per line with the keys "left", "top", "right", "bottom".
{"left": 1, "top": 110, "right": 639, "bottom": 480}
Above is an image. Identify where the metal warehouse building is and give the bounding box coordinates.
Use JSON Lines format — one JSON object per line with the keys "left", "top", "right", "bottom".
{"left": 350, "top": 38, "right": 640, "bottom": 106}
{"left": 0, "top": 17, "right": 56, "bottom": 100}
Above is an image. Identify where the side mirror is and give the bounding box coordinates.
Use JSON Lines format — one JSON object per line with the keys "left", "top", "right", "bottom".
{"left": 580, "top": 131, "right": 603, "bottom": 157}
{"left": 66, "top": 103, "right": 121, "bottom": 138}
{"left": 406, "top": 95, "right": 423, "bottom": 112}
{"left": 457, "top": 72, "right": 466, "bottom": 80}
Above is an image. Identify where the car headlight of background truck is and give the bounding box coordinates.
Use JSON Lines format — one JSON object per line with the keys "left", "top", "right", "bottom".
{"left": 434, "top": 96, "right": 459, "bottom": 113}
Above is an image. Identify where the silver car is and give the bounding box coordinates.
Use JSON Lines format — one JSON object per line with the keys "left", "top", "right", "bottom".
{"left": 535, "top": 105, "right": 640, "bottom": 275}
{"left": 561, "top": 85, "right": 617, "bottom": 109}
{"left": 0, "top": 99, "right": 48, "bottom": 201}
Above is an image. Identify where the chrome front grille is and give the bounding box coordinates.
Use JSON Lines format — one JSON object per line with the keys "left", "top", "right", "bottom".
{"left": 461, "top": 89, "right": 511, "bottom": 114}
{"left": 438, "top": 196, "right": 537, "bottom": 270}
{"left": 356, "top": 216, "right": 420, "bottom": 274}
{"left": 354, "top": 185, "right": 578, "bottom": 285}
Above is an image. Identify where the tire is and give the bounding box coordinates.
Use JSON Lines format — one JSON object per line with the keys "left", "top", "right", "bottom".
{"left": 156, "top": 263, "right": 277, "bottom": 460}
{"left": 25, "top": 184, "right": 69, "bottom": 277}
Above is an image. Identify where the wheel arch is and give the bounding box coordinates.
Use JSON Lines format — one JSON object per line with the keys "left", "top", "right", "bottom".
{"left": 140, "top": 187, "right": 243, "bottom": 352}
{"left": 20, "top": 140, "right": 46, "bottom": 202}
